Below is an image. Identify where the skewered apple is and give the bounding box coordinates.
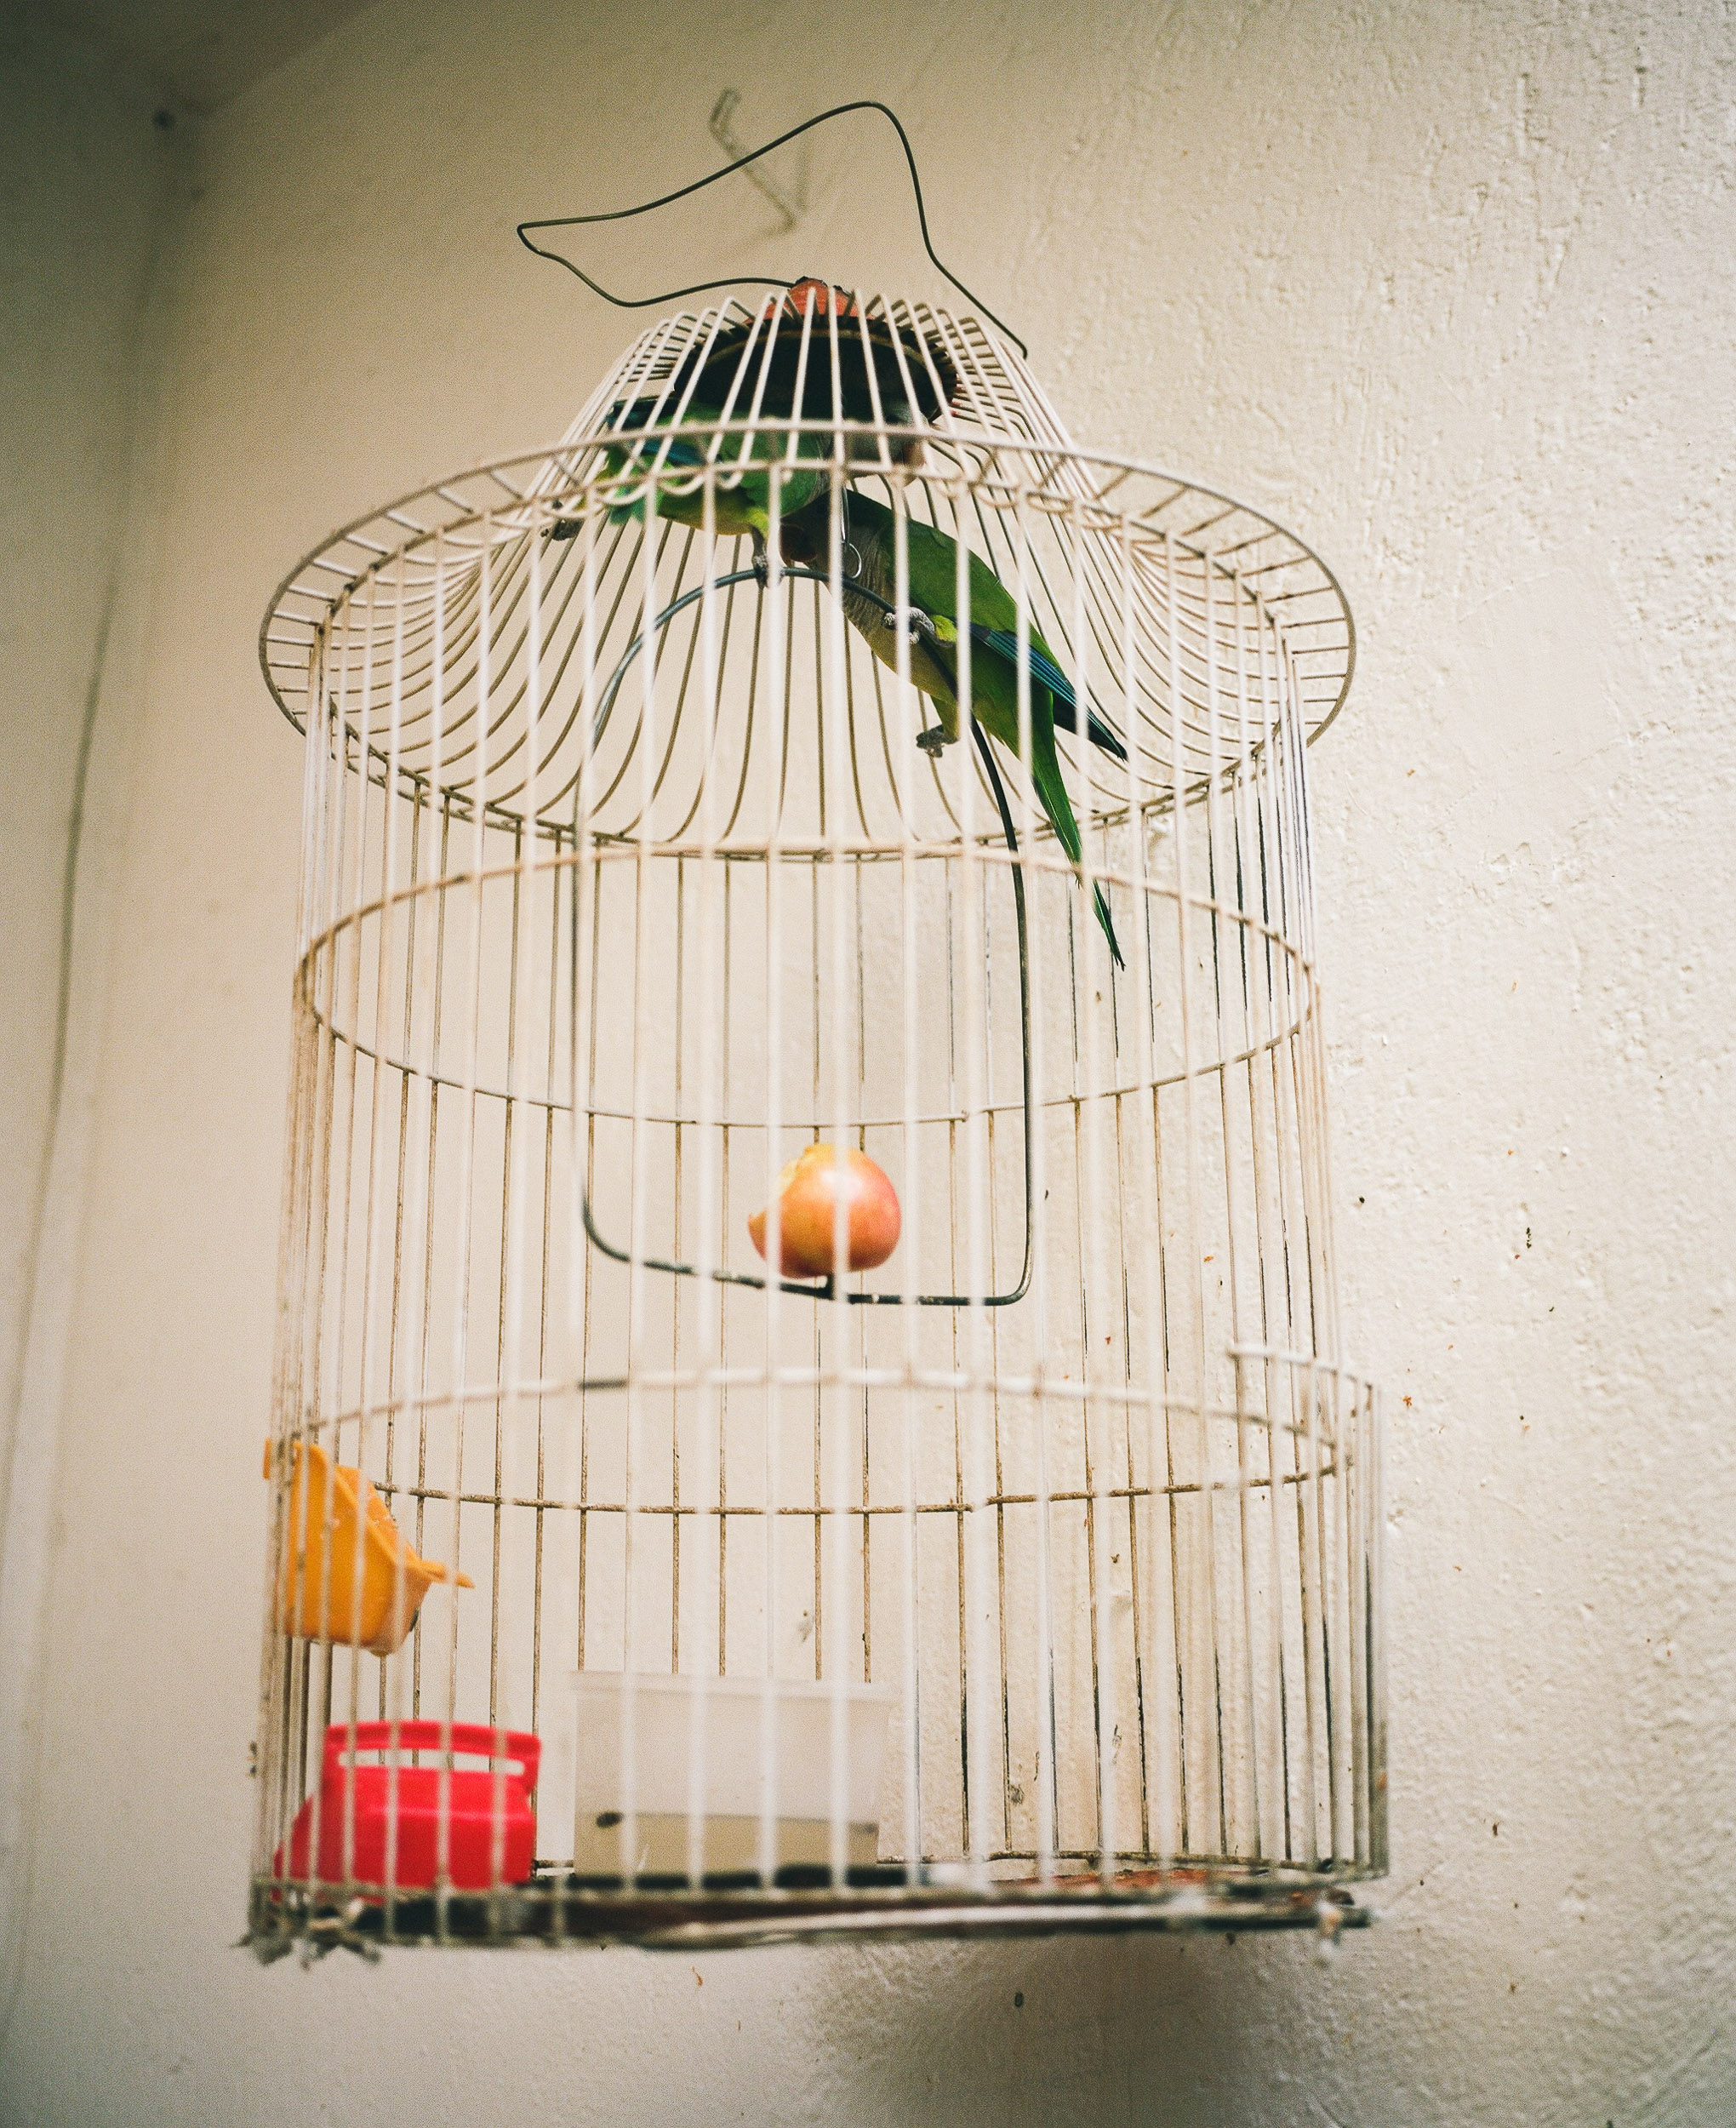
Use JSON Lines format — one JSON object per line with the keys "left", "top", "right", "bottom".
{"left": 748, "top": 1145, "right": 901, "bottom": 1279}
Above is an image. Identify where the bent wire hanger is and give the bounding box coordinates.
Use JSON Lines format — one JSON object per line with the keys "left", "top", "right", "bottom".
{"left": 517, "top": 98, "right": 1028, "bottom": 358}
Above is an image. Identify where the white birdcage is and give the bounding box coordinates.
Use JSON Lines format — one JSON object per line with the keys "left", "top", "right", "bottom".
{"left": 249, "top": 284, "right": 1385, "bottom": 1957}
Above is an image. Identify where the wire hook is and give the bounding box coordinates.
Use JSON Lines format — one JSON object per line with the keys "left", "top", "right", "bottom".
{"left": 516, "top": 98, "right": 1028, "bottom": 358}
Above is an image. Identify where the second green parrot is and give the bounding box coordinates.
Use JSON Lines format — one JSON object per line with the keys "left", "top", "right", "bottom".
{"left": 585, "top": 391, "right": 831, "bottom": 557}
{"left": 558, "top": 286, "right": 940, "bottom": 566}
{"left": 785, "top": 489, "right": 1128, "bottom": 969}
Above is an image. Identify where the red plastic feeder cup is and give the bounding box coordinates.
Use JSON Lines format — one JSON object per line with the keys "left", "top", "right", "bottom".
{"left": 277, "top": 1722, "right": 540, "bottom": 1894}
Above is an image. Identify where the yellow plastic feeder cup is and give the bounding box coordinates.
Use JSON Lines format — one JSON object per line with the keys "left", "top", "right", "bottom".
{"left": 266, "top": 1439, "right": 473, "bottom": 1656}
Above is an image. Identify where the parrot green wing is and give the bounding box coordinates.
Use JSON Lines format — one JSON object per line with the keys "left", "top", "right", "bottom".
{"left": 899, "top": 513, "right": 1019, "bottom": 635}
{"left": 897, "top": 512, "right": 1126, "bottom": 757}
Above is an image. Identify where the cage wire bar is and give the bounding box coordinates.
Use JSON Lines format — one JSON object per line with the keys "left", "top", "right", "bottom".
{"left": 248, "top": 290, "right": 1385, "bottom": 1956}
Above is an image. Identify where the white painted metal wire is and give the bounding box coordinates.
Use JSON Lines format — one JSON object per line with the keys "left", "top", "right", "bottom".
{"left": 249, "top": 293, "right": 1385, "bottom": 1954}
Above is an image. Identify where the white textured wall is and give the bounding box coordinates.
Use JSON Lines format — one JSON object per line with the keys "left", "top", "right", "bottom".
{"left": 3, "top": 3, "right": 1733, "bottom": 2121}
{"left": 0, "top": 12, "right": 173, "bottom": 1564}
{"left": 0, "top": 8, "right": 177, "bottom": 2039}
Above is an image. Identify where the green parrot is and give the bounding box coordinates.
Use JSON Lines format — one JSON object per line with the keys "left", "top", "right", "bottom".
{"left": 784, "top": 488, "right": 1128, "bottom": 968}
{"left": 557, "top": 288, "right": 941, "bottom": 566}
{"left": 585, "top": 391, "right": 831, "bottom": 556}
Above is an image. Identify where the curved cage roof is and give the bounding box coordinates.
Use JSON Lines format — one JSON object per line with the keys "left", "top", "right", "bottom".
{"left": 260, "top": 296, "right": 1354, "bottom": 844}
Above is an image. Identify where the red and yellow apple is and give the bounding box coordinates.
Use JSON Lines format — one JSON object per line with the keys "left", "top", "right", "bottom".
{"left": 748, "top": 1145, "right": 902, "bottom": 1279}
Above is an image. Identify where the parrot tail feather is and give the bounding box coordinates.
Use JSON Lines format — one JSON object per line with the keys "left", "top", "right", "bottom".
{"left": 1093, "top": 882, "right": 1126, "bottom": 970}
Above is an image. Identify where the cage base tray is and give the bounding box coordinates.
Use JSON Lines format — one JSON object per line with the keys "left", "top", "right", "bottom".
{"left": 248, "top": 1863, "right": 1373, "bottom": 1955}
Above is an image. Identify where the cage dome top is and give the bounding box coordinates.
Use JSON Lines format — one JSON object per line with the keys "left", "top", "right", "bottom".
{"left": 260, "top": 289, "right": 1356, "bottom": 843}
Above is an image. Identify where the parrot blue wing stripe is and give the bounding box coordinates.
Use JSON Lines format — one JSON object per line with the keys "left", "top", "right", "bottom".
{"left": 970, "top": 626, "right": 1130, "bottom": 761}
{"left": 618, "top": 438, "right": 706, "bottom": 468}
{"left": 969, "top": 626, "right": 1075, "bottom": 706}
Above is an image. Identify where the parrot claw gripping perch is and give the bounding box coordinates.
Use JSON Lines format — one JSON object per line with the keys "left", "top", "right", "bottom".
{"left": 882, "top": 607, "right": 939, "bottom": 647}
{"left": 882, "top": 609, "right": 959, "bottom": 752}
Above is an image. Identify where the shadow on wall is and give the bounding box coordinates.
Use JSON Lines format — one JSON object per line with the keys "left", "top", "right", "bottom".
{"left": 806, "top": 1929, "right": 1335, "bottom": 2122}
